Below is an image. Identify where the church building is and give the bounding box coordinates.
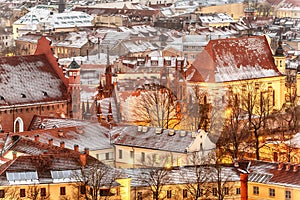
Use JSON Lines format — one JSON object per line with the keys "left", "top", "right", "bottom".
{"left": 0, "top": 36, "right": 81, "bottom": 133}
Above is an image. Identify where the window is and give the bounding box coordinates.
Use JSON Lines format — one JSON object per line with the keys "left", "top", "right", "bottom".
{"left": 269, "top": 188, "right": 275, "bottom": 197}
{"left": 177, "top": 157, "right": 182, "bottom": 166}
{"left": 224, "top": 187, "right": 229, "bottom": 195}
{"left": 100, "top": 189, "right": 110, "bottom": 196}
{"left": 137, "top": 192, "right": 143, "bottom": 200}
{"left": 212, "top": 188, "right": 217, "bottom": 196}
{"left": 130, "top": 150, "right": 134, "bottom": 158}
{"left": 141, "top": 152, "right": 145, "bottom": 162}
{"left": 105, "top": 152, "right": 109, "bottom": 160}
{"left": 155, "top": 154, "right": 159, "bottom": 163}
{"left": 236, "top": 188, "right": 241, "bottom": 195}
{"left": 119, "top": 149, "right": 122, "bottom": 159}
{"left": 167, "top": 190, "right": 172, "bottom": 198}
{"left": 0, "top": 190, "right": 4, "bottom": 198}
{"left": 183, "top": 189, "right": 188, "bottom": 198}
{"left": 41, "top": 188, "right": 46, "bottom": 197}
{"left": 20, "top": 189, "right": 25, "bottom": 197}
{"left": 285, "top": 190, "right": 291, "bottom": 200}
{"left": 60, "top": 187, "right": 66, "bottom": 195}
{"left": 80, "top": 186, "right": 86, "bottom": 195}
{"left": 253, "top": 186, "right": 259, "bottom": 195}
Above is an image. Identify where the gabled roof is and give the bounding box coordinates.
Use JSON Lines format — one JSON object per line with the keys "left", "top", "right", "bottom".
{"left": 189, "top": 36, "right": 281, "bottom": 83}
{"left": 0, "top": 54, "right": 68, "bottom": 106}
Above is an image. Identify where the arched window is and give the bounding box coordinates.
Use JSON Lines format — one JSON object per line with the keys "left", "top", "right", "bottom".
{"left": 14, "top": 117, "right": 24, "bottom": 133}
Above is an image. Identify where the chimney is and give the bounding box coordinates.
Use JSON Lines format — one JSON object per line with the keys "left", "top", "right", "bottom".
{"left": 12, "top": 151, "right": 17, "bottom": 159}
{"left": 74, "top": 144, "right": 79, "bottom": 152}
{"left": 278, "top": 162, "right": 284, "bottom": 170}
{"left": 286, "top": 164, "right": 291, "bottom": 171}
{"left": 34, "top": 134, "right": 39, "bottom": 142}
{"left": 240, "top": 173, "right": 248, "bottom": 200}
{"left": 60, "top": 141, "right": 65, "bottom": 148}
{"left": 293, "top": 165, "right": 298, "bottom": 172}
{"left": 80, "top": 153, "right": 87, "bottom": 166}
{"left": 84, "top": 148, "right": 89, "bottom": 155}
{"left": 48, "top": 138, "right": 53, "bottom": 146}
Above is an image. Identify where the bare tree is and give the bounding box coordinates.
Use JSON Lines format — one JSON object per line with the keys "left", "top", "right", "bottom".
{"left": 209, "top": 163, "right": 236, "bottom": 200}
{"left": 73, "top": 163, "right": 123, "bottom": 200}
{"left": 237, "top": 80, "right": 274, "bottom": 160}
{"left": 26, "top": 185, "right": 50, "bottom": 200}
{"left": 180, "top": 153, "right": 214, "bottom": 200}
{"left": 133, "top": 83, "right": 181, "bottom": 129}
{"left": 181, "top": 85, "right": 210, "bottom": 132}
{"left": 138, "top": 154, "right": 173, "bottom": 200}
{"left": 217, "top": 88, "right": 249, "bottom": 162}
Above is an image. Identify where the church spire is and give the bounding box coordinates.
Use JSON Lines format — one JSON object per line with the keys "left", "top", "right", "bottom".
{"left": 273, "top": 30, "right": 286, "bottom": 74}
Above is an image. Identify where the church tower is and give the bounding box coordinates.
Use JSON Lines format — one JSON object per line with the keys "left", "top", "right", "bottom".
{"left": 67, "top": 60, "right": 81, "bottom": 119}
{"left": 273, "top": 39, "right": 286, "bottom": 74}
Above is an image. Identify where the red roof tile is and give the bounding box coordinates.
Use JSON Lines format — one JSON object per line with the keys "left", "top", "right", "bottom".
{"left": 189, "top": 36, "right": 281, "bottom": 83}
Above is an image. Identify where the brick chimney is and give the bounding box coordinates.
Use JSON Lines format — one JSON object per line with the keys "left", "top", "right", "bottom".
{"left": 80, "top": 153, "right": 87, "bottom": 166}
{"left": 48, "top": 138, "right": 53, "bottom": 146}
{"left": 84, "top": 148, "right": 89, "bottom": 155}
{"left": 34, "top": 134, "right": 39, "bottom": 142}
{"left": 74, "top": 144, "right": 79, "bottom": 152}
{"left": 293, "top": 165, "right": 298, "bottom": 172}
{"left": 286, "top": 164, "right": 291, "bottom": 171}
{"left": 240, "top": 173, "right": 248, "bottom": 200}
{"left": 60, "top": 141, "right": 65, "bottom": 148}
{"left": 12, "top": 151, "right": 17, "bottom": 159}
{"left": 278, "top": 162, "right": 284, "bottom": 170}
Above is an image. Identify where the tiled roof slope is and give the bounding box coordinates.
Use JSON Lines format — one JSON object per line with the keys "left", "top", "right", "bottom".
{"left": 0, "top": 153, "right": 101, "bottom": 179}
{"left": 189, "top": 36, "right": 281, "bottom": 83}
{"left": 249, "top": 161, "right": 300, "bottom": 187}
{"left": 23, "top": 116, "right": 112, "bottom": 151}
{"left": 0, "top": 54, "right": 67, "bottom": 106}
{"left": 112, "top": 126, "right": 198, "bottom": 153}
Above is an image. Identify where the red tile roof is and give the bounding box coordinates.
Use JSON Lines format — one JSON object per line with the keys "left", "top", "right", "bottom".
{"left": 189, "top": 36, "right": 281, "bottom": 83}
{"left": 249, "top": 161, "right": 300, "bottom": 187}
{"left": 0, "top": 54, "right": 68, "bottom": 105}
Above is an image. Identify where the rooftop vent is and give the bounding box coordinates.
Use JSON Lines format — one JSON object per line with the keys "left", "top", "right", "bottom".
{"left": 21, "top": 93, "right": 26, "bottom": 98}
{"left": 58, "top": 130, "right": 64, "bottom": 137}
{"left": 180, "top": 130, "right": 186, "bottom": 137}
{"left": 42, "top": 91, "right": 48, "bottom": 96}
{"left": 142, "top": 126, "right": 148, "bottom": 132}
{"left": 39, "top": 123, "right": 45, "bottom": 129}
{"left": 138, "top": 126, "right": 142, "bottom": 132}
{"left": 155, "top": 127, "right": 163, "bottom": 134}
{"left": 168, "top": 129, "right": 175, "bottom": 136}
{"left": 0, "top": 95, "right": 4, "bottom": 100}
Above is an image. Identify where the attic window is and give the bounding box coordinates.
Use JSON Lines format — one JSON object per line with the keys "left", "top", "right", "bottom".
{"left": 21, "top": 93, "right": 26, "bottom": 98}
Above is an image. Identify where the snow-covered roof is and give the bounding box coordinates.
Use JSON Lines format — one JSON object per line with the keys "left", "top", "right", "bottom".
{"left": 112, "top": 126, "right": 215, "bottom": 153}
{"left": 14, "top": 7, "right": 93, "bottom": 30}
{"left": 189, "top": 35, "right": 282, "bottom": 83}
